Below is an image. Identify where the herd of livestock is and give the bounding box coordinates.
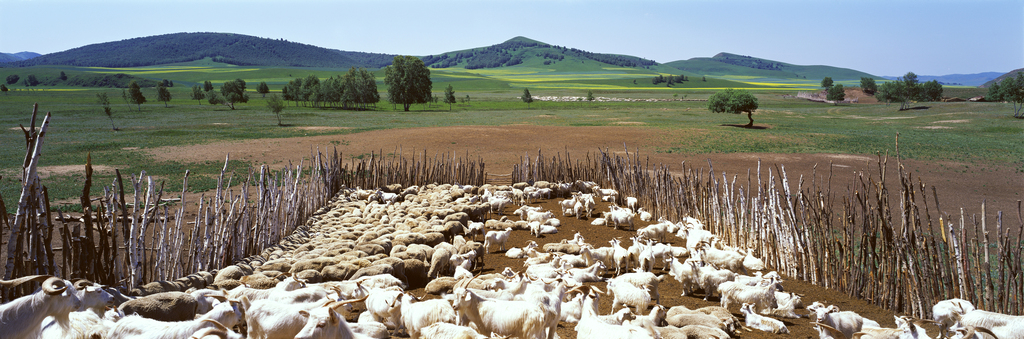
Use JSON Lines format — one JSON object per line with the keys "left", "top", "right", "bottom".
{"left": 0, "top": 181, "right": 1020, "bottom": 339}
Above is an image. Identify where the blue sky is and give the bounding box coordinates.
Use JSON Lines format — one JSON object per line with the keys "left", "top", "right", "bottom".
{"left": 1, "top": 0, "right": 1020, "bottom": 76}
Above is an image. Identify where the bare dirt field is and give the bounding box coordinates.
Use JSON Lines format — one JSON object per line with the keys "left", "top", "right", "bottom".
{"left": 147, "top": 125, "right": 1021, "bottom": 218}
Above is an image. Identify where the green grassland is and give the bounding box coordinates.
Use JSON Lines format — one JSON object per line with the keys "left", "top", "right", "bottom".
{"left": 1, "top": 63, "right": 1020, "bottom": 212}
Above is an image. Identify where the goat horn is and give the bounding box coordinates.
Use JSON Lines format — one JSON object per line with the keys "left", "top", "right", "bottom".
{"left": 209, "top": 295, "right": 228, "bottom": 302}
{"left": 965, "top": 326, "right": 998, "bottom": 339}
{"left": 73, "top": 279, "right": 94, "bottom": 290}
{"left": 0, "top": 275, "right": 54, "bottom": 288}
{"left": 199, "top": 319, "right": 229, "bottom": 331}
{"left": 42, "top": 277, "right": 68, "bottom": 295}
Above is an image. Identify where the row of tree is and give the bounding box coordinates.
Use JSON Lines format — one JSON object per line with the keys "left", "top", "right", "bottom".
{"left": 875, "top": 72, "right": 943, "bottom": 110}
{"left": 280, "top": 68, "right": 380, "bottom": 110}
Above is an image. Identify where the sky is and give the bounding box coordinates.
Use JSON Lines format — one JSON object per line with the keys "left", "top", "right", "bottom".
{"left": 1, "top": 0, "right": 1020, "bottom": 77}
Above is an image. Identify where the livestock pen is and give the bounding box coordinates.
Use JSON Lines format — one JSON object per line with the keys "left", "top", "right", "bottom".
{"left": 2, "top": 105, "right": 1021, "bottom": 320}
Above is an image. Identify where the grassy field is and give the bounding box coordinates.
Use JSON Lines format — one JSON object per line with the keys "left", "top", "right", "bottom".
{"left": 0, "top": 64, "right": 1019, "bottom": 212}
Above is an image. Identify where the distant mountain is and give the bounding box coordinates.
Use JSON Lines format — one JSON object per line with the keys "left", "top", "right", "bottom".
{"left": 883, "top": 72, "right": 1003, "bottom": 87}
{"left": 981, "top": 68, "right": 1024, "bottom": 88}
{"left": 0, "top": 51, "right": 40, "bottom": 62}
{"left": 420, "top": 36, "right": 658, "bottom": 69}
{"left": 663, "top": 52, "right": 878, "bottom": 80}
{"left": 8, "top": 32, "right": 395, "bottom": 69}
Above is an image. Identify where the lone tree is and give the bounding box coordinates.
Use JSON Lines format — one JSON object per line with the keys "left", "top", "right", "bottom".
{"left": 5, "top": 74, "right": 18, "bottom": 85}
{"left": 707, "top": 88, "right": 759, "bottom": 128}
{"left": 443, "top": 84, "right": 456, "bottom": 111}
{"left": 993, "top": 72, "right": 1024, "bottom": 118}
{"left": 267, "top": 94, "right": 287, "bottom": 125}
{"left": 586, "top": 90, "right": 595, "bottom": 102}
{"left": 384, "top": 55, "right": 432, "bottom": 111}
{"left": 220, "top": 78, "right": 249, "bottom": 109}
{"left": 827, "top": 84, "right": 845, "bottom": 105}
{"left": 257, "top": 81, "right": 270, "bottom": 98}
{"left": 157, "top": 82, "right": 172, "bottom": 107}
{"left": 521, "top": 88, "right": 534, "bottom": 108}
{"left": 97, "top": 92, "right": 117, "bottom": 130}
{"left": 821, "top": 77, "right": 833, "bottom": 89}
{"left": 190, "top": 84, "right": 205, "bottom": 104}
{"left": 59, "top": 71, "right": 68, "bottom": 81}
{"left": 127, "top": 80, "right": 146, "bottom": 110}
{"left": 860, "top": 77, "right": 877, "bottom": 95}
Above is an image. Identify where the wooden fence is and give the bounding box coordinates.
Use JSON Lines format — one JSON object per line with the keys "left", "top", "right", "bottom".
{"left": 512, "top": 145, "right": 1022, "bottom": 317}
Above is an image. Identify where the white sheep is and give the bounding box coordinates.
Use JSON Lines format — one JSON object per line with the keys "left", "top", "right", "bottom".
{"left": 932, "top": 298, "right": 975, "bottom": 337}
{"left": 718, "top": 281, "right": 779, "bottom": 314}
{"left": 0, "top": 275, "right": 82, "bottom": 339}
{"left": 484, "top": 227, "right": 513, "bottom": 252}
{"left": 807, "top": 303, "right": 881, "bottom": 339}
{"left": 740, "top": 303, "right": 788, "bottom": 334}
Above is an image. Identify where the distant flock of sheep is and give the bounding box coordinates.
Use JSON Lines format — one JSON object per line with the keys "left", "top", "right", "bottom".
{"left": 0, "top": 180, "right": 1019, "bottom": 339}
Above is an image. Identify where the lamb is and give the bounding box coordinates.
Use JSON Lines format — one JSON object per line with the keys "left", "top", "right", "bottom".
{"left": 484, "top": 228, "right": 513, "bottom": 252}
{"left": 0, "top": 275, "right": 82, "bottom": 339}
{"left": 451, "top": 288, "right": 547, "bottom": 339}
{"left": 956, "top": 308, "right": 1024, "bottom": 339}
{"left": 400, "top": 293, "right": 459, "bottom": 339}
{"left": 607, "top": 278, "right": 652, "bottom": 313}
{"left": 808, "top": 303, "right": 881, "bottom": 339}
{"left": 109, "top": 300, "right": 245, "bottom": 339}
{"left": 717, "top": 281, "right": 779, "bottom": 314}
{"left": 932, "top": 298, "right": 975, "bottom": 337}
{"left": 740, "top": 303, "right": 788, "bottom": 334}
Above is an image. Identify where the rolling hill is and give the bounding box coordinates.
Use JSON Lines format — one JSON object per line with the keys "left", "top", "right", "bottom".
{"left": 419, "top": 36, "right": 659, "bottom": 70}
{"left": 0, "top": 52, "right": 40, "bottom": 62}
{"left": 981, "top": 68, "right": 1023, "bottom": 88}
{"left": 883, "top": 72, "right": 1003, "bottom": 87}
{"left": 6, "top": 32, "right": 395, "bottom": 69}
{"left": 663, "top": 52, "right": 879, "bottom": 80}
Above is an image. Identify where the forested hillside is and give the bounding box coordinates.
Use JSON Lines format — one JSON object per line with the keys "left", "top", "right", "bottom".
{"left": 8, "top": 33, "right": 395, "bottom": 68}
{"left": 420, "top": 36, "right": 658, "bottom": 69}
{"left": 665, "top": 52, "right": 879, "bottom": 80}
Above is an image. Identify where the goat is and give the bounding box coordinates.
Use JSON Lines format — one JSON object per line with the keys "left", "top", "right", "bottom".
{"left": 666, "top": 257, "right": 701, "bottom": 296}
{"left": 608, "top": 278, "right": 652, "bottom": 313}
{"left": 615, "top": 271, "right": 665, "bottom": 303}
{"left": 451, "top": 288, "right": 547, "bottom": 339}
{"left": 400, "top": 293, "right": 458, "bottom": 339}
{"left": 420, "top": 322, "right": 488, "bottom": 339}
{"left": 606, "top": 206, "right": 636, "bottom": 231}
{"left": 575, "top": 289, "right": 657, "bottom": 339}
{"left": 718, "top": 280, "right": 779, "bottom": 314}
{"left": 767, "top": 291, "right": 806, "bottom": 318}
{"left": 610, "top": 238, "right": 634, "bottom": 275}
{"left": 956, "top": 309, "right": 1024, "bottom": 339}
{"left": 566, "top": 262, "right": 606, "bottom": 283}
{"left": 695, "top": 261, "right": 736, "bottom": 301}
{"left": 484, "top": 228, "right": 513, "bottom": 252}
{"left": 0, "top": 275, "right": 82, "bottom": 339}
{"left": 698, "top": 242, "right": 747, "bottom": 275}
{"left": 293, "top": 300, "right": 369, "bottom": 339}
{"left": 851, "top": 315, "right": 934, "bottom": 339}
{"left": 932, "top": 298, "right": 975, "bottom": 337}
{"left": 109, "top": 300, "right": 245, "bottom": 339}
{"left": 740, "top": 303, "right": 788, "bottom": 334}
{"left": 807, "top": 303, "right": 881, "bottom": 339}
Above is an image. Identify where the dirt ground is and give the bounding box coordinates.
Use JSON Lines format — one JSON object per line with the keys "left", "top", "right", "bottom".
{"left": 146, "top": 125, "right": 1020, "bottom": 219}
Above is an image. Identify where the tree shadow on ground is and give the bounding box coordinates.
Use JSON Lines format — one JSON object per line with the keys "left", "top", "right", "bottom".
{"left": 721, "top": 124, "right": 768, "bottom": 130}
{"left": 900, "top": 106, "right": 931, "bottom": 111}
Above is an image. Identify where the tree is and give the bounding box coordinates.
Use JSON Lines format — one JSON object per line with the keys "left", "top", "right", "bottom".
{"left": 0, "top": 84, "right": 7, "bottom": 94}
{"left": 157, "top": 83, "right": 172, "bottom": 107}
{"left": 702, "top": 76, "right": 706, "bottom": 82}
{"left": 5, "top": 74, "right": 18, "bottom": 85}
{"left": 586, "top": 90, "right": 595, "bottom": 102}
{"left": 59, "top": 71, "right": 68, "bottom": 81}
{"left": 827, "top": 84, "right": 845, "bottom": 105}
{"left": 127, "top": 80, "right": 146, "bottom": 110}
{"left": 902, "top": 72, "right": 920, "bottom": 103}
{"left": 443, "top": 84, "right": 456, "bottom": 111}
{"left": 707, "top": 88, "right": 759, "bottom": 128}
{"left": 521, "top": 88, "right": 534, "bottom": 108}
{"left": 821, "top": 77, "right": 833, "bottom": 89}
{"left": 920, "top": 80, "right": 943, "bottom": 102}
{"left": 121, "top": 89, "right": 133, "bottom": 111}
{"left": 190, "top": 84, "right": 205, "bottom": 104}
{"left": 220, "top": 78, "right": 249, "bottom": 109}
{"left": 24, "top": 74, "right": 39, "bottom": 86}
{"left": 203, "top": 80, "right": 214, "bottom": 92}
{"left": 267, "top": 94, "right": 287, "bottom": 125}
{"left": 876, "top": 80, "right": 905, "bottom": 109}
{"left": 384, "top": 55, "right": 433, "bottom": 111}
{"left": 207, "top": 91, "right": 225, "bottom": 106}
{"left": 257, "top": 81, "right": 270, "bottom": 98}
{"left": 860, "top": 77, "right": 877, "bottom": 95}
{"left": 97, "top": 92, "right": 117, "bottom": 130}
{"left": 998, "top": 72, "right": 1024, "bottom": 118}
{"left": 986, "top": 81, "right": 1002, "bottom": 103}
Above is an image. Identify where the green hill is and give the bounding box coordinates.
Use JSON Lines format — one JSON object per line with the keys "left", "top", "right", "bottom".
{"left": 8, "top": 32, "right": 395, "bottom": 69}
{"left": 981, "top": 68, "right": 1023, "bottom": 88}
{"left": 420, "top": 36, "right": 658, "bottom": 70}
{"left": 663, "top": 52, "right": 879, "bottom": 80}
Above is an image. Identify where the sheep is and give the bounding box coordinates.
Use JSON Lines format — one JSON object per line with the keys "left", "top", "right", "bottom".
{"left": 399, "top": 293, "right": 459, "bottom": 339}
{"left": 484, "top": 228, "right": 513, "bottom": 252}
{"left": 740, "top": 303, "right": 788, "bottom": 334}
{"left": 956, "top": 309, "right": 1024, "bottom": 339}
{"left": 607, "top": 278, "right": 652, "bottom": 313}
{"left": 932, "top": 298, "right": 975, "bottom": 337}
{"left": 717, "top": 280, "right": 779, "bottom": 314}
{"left": 0, "top": 275, "right": 82, "bottom": 339}
{"left": 108, "top": 300, "right": 244, "bottom": 339}
{"left": 450, "top": 288, "right": 547, "bottom": 339}
{"left": 353, "top": 274, "right": 406, "bottom": 290}
{"left": 808, "top": 303, "right": 881, "bottom": 339}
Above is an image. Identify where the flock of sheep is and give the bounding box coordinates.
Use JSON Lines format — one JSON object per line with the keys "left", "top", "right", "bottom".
{"left": 0, "top": 180, "right": 1020, "bottom": 339}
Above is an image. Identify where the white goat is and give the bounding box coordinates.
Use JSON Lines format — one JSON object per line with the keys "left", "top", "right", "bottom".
{"left": 740, "top": 303, "right": 788, "bottom": 334}
{"left": 610, "top": 238, "right": 634, "bottom": 275}
{"left": 956, "top": 309, "right": 1024, "bottom": 339}
{"left": 566, "top": 262, "right": 606, "bottom": 283}
{"left": 484, "top": 228, "right": 513, "bottom": 252}
{"left": 505, "top": 241, "right": 539, "bottom": 259}
{"left": 932, "top": 298, "right": 975, "bottom": 337}
{"left": 807, "top": 303, "right": 881, "bottom": 339}
{"left": 607, "top": 206, "right": 636, "bottom": 231}
{"left": 0, "top": 275, "right": 82, "bottom": 339}
{"left": 590, "top": 218, "right": 606, "bottom": 226}
{"left": 767, "top": 291, "right": 806, "bottom": 319}
{"left": 109, "top": 300, "right": 244, "bottom": 339}
{"left": 698, "top": 242, "right": 748, "bottom": 275}
{"left": 420, "top": 322, "right": 488, "bottom": 339}
{"left": 293, "top": 302, "right": 368, "bottom": 339}
{"left": 559, "top": 198, "right": 578, "bottom": 216}
{"left": 695, "top": 261, "right": 736, "bottom": 301}
{"left": 666, "top": 257, "right": 701, "bottom": 296}
{"left": 575, "top": 290, "right": 657, "bottom": 339}
{"left": 718, "top": 281, "right": 779, "bottom": 314}
{"left": 450, "top": 288, "right": 547, "bottom": 339}
{"left": 400, "top": 293, "right": 458, "bottom": 339}
{"left": 638, "top": 208, "right": 653, "bottom": 222}
{"left": 607, "top": 278, "right": 652, "bottom": 313}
